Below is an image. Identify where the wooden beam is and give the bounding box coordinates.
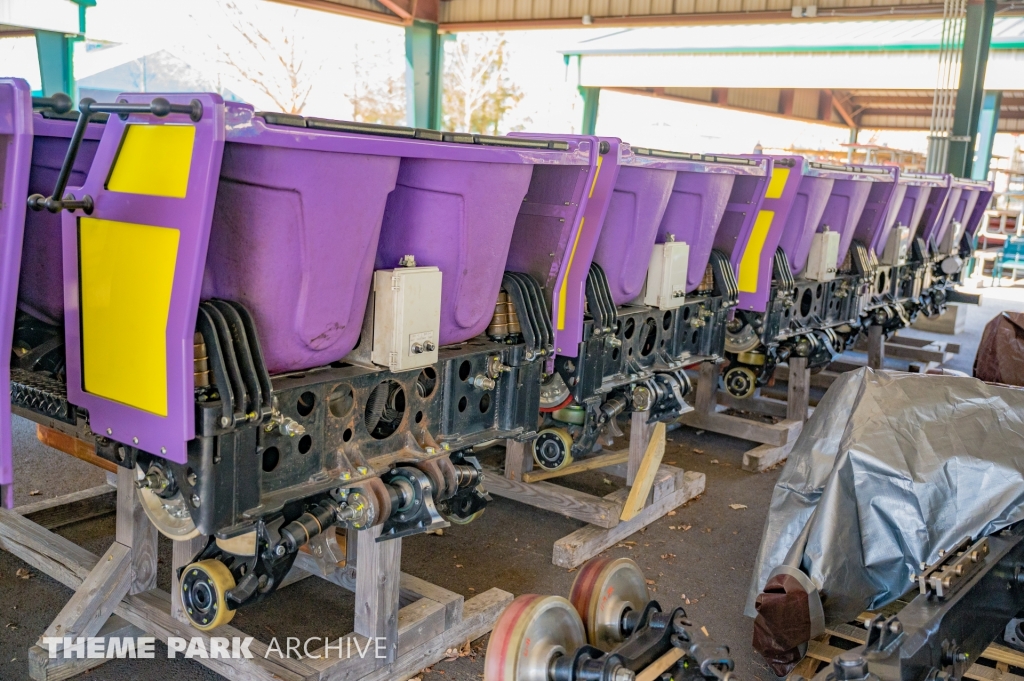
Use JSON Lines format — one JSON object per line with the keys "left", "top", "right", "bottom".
{"left": 482, "top": 468, "right": 622, "bottom": 528}
{"left": 521, "top": 449, "right": 629, "bottom": 483}
{"left": 620, "top": 422, "right": 667, "bottom": 521}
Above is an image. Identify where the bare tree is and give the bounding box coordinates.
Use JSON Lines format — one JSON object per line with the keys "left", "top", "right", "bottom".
{"left": 199, "top": 0, "right": 322, "bottom": 114}
{"left": 443, "top": 33, "right": 524, "bottom": 134}
{"left": 348, "top": 51, "right": 406, "bottom": 125}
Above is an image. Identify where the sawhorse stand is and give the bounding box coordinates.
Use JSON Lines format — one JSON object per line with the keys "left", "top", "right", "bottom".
{"left": 482, "top": 413, "right": 705, "bottom": 569}
{"left": 678, "top": 358, "right": 812, "bottom": 473}
{"left": 0, "top": 465, "right": 511, "bottom": 681}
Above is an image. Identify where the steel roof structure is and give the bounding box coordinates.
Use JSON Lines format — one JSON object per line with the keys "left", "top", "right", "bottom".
{"left": 274, "top": 0, "right": 1023, "bottom": 30}
{"left": 560, "top": 18, "right": 1024, "bottom": 132}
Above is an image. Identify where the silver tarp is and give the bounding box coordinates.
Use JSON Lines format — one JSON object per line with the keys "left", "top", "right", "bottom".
{"left": 745, "top": 367, "right": 1024, "bottom": 625}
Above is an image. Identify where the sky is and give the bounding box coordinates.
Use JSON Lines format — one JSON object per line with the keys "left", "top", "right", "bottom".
{"left": 0, "top": 0, "right": 1018, "bottom": 160}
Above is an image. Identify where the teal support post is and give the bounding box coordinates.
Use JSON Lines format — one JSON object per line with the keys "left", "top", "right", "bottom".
{"left": 405, "top": 20, "right": 444, "bottom": 130}
{"left": 947, "top": 0, "right": 996, "bottom": 178}
{"left": 579, "top": 86, "right": 600, "bottom": 136}
{"left": 972, "top": 90, "right": 1001, "bottom": 181}
{"left": 34, "top": 30, "right": 75, "bottom": 98}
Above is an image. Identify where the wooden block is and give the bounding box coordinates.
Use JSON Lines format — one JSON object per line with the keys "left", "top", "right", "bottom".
{"left": 0, "top": 507, "right": 98, "bottom": 588}
{"left": 28, "top": 616, "right": 142, "bottom": 681}
{"left": 352, "top": 588, "right": 513, "bottom": 681}
{"left": 867, "top": 324, "right": 885, "bottom": 370}
{"left": 481, "top": 469, "right": 621, "bottom": 528}
{"left": 912, "top": 305, "right": 968, "bottom": 335}
{"left": 637, "top": 647, "right": 686, "bottom": 681}
{"left": 503, "top": 439, "right": 533, "bottom": 482}
{"left": 628, "top": 411, "right": 655, "bottom": 485}
{"left": 354, "top": 525, "right": 402, "bottom": 665}
{"left": 787, "top": 649, "right": 824, "bottom": 680}
{"left": 678, "top": 410, "right": 801, "bottom": 447}
{"left": 621, "top": 422, "right": 667, "bottom": 521}
{"left": 717, "top": 390, "right": 790, "bottom": 419}
{"left": 396, "top": 598, "right": 447, "bottom": 654}
{"left": 787, "top": 356, "right": 811, "bottom": 423}
{"left": 694, "top": 361, "right": 719, "bottom": 414}
{"left": 170, "top": 534, "right": 208, "bottom": 623}
{"left": 35, "top": 425, "right": 116, "bottom": 473}
{"left": 41, "top": 541, "right": 132, "bottom": 648}
{"left": 603, "top": 464, "right": 684, "bottom": 504}
{"left": 521, "top": 449, "right": 629, "bottom": 483}
{"left": 15, "top": 484, "right": 116, "bottom": 530}
{"left": 115, "top": 467, "right": 158, "bottom": 594}
{"left": 553, "top": 471, "right": 705, "bottom": 569}
{"left": 742, "top": 439, "right": 797, "bottom": 472}
{"left": 399, "top": 572, "right": 464, "bottom": 628}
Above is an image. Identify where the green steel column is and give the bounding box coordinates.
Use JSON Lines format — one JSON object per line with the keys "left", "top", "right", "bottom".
{"left": 34, "top": 30, "right": 75, "bottom": 97}
{"left": 580, "top": 86, "right": 600, "bottom": 136}
{"left": 946, "top": 0, "right": 996, "bottom": 178}
{"left": 971, "top": 90, "right": 1001, "bottom": 181}
{"left": 405, "top": 20, "right": 444, "bottom": 130}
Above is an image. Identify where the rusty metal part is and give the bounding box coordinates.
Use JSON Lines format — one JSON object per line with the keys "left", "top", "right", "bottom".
{"left": 487, "top": 291, "right": 521, "bottom": 339}
{"left": 194, "top": 331, "right": 210, "bottom": 388}
{"left": 415, "top": 457, "right": 459, "bottom": 500}
{"left": 697, "top": 264, "right": 715, "bottom": 293}
{"left": 354, "top": 477, "right": 390, "bottom": 528}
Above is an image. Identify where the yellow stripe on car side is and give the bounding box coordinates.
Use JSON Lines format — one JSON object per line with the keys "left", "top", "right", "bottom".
{"left": 80, "top": 217, "right": 180, "bottom": 416}
{"left": 106, "top": 124, "right": 195, "bottom": 198}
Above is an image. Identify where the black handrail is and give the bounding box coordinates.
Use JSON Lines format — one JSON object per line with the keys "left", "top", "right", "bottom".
{"left": 27, "top": 96, "right": 203, "bottom": 214}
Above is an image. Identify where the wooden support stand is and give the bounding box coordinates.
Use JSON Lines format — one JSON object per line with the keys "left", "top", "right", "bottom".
{"left": 677, "top": 359, "right": 812, "bottom": 473}
{"left": 778, "top": 331, "right": 963, "bottom": 392}
{"left": 0, "top": 470, "right": 511, "bottom": 681}
{"left": 484, "top": 416, "right": 706, "bottom": 569}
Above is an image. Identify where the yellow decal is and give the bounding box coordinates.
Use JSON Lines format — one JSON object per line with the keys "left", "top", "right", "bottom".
{"left": 764, "top": 167, "right": 790, "bottom": 200}
{"left": 738, "top": 210, "right": 775, "bottom": 294}
{"left": 588, "top": 155, "right": 603, "bottom": 198}
{"left": 107, "top": 124, "right": 195, "bottom": 198}
{"left": 80, "top": 217, "right": 180, "bottom": 416}
{"left": 557, "top": 218, "right": 585, "bottom": 330}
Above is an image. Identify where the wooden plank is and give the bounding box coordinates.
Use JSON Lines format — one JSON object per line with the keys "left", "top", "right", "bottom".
{"left": 806, "top": 638, "right": 1024, "bottom": 681}
{"left": 115, "top": 467, "right": 158, "bottom": 594}
{"left": 717, "top": 390, "right": 790, "bottom": 419}
{"left": 628, "top": 411, "right": 655, "bottom": 485}
{"left": 694, "top": 361, "right": 719, "bottom": 415}
{"left": 396, "top": 597, "right": 447, "bottom": 654}
{"left": 399, "top": 572, "right": 464, "bottom": 628}
{"left": 504, "top": 439, "right": 533, "bottom": 482}
{"left": 354, "top": 524, "right": 402, "bottom": 665}
{"left": 867, "top": 324, "right": 885, "bottom": 370}
{"left": 787, "top": 356, "right": 811, "bottom": 423}
{"left": 354, "top": 588, "right": 513, "bottom": 681}
{"left": 42, "top": 542, "right": 132, "bottom": 648}
{"left": 118, "top": 589, "right": 315, "bottom": 681}
{"left": 742, "top": 438, "right": 797, "bottom": 472}
{"left": 521, "top": 449, "right": 629, "bottom": 483}
{"left": 481, "top": 468, "right": 621, "bottom": 528}
{"left": 679, "top": 410, "right": 801, "bottom": 447}
{"left": 637, "top": 647, "right": 686, "bottom": 681}
{"left": 28, "top": 616, "right": 143, "bottom": 681}
{"left": 787, "top": 647, "right": 825, "bottom": 680}
{"left": 15, "top": 484, "right": 116, "bottom": 530}
{"left": 552, "top": 471, "right": 705, "bottom": 569}
{"left": 0, "top": 507, "right": 98, "bottom": 588}
{"left": 604, "top": 464, "right": 684, "bottom": 504}
{"left": 620, "top": 422, "right": 666, "bottom": 521}
{"left": 36, "top": 425, "right": 117, "bottom": 474}
{"left": 170, "top": 534, "right": 208, "bottom": 623}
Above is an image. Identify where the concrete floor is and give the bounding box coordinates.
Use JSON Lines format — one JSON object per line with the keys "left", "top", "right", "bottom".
{"left": 3, "top": 281, "right": 1023, "bottom": 681}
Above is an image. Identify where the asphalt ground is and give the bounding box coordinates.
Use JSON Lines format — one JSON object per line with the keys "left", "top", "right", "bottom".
{"left": 2, "top": 281, "right": 1022, "bottom": 681}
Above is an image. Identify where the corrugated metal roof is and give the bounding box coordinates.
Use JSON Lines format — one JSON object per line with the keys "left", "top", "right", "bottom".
{"left": 562, "top": 17, "right": 1024, "bottom": 54}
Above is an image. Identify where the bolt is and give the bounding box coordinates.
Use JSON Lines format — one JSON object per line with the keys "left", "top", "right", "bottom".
{"left": 106, "top": 428, "right": 112, "bottom": 435}
{"left": 116, "top": 446, "right": 127, "bottom": 462}
{"left": 191, "top": 494, "right": 201, "bottom": 508}
{"left": 411, "top": 343, "right": 424, "bottom": 354}
{"left": 471, "top": 375, "right": 496, "bottom": 390}
{"left": 341, "top": 471, "right": 351, "bottom": 480}
{"left": 425, "top": 447, "right": 435, "bottom": 454}
{"left": 220, "top": 416, "right": 230, "bottom": 428}
{"left": 424, "top": 341, "right": 436, "bottom": 352}
{"left": 275, "top": 545, "right": 286, "bottom": 557}
{"left": 357, "top": 466, "right": 368, "bottom": 475}
{"left": 132, "top": 437, "right": 139, "bottom": 445}
{"left": 187, "top": 470, "right": 198, "bottom": 486}
{"left": 160, "top": 447, "right": 167, "bottom": 455}
{"left": 612, "top": 668, "right": 635, "bottom": 681}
